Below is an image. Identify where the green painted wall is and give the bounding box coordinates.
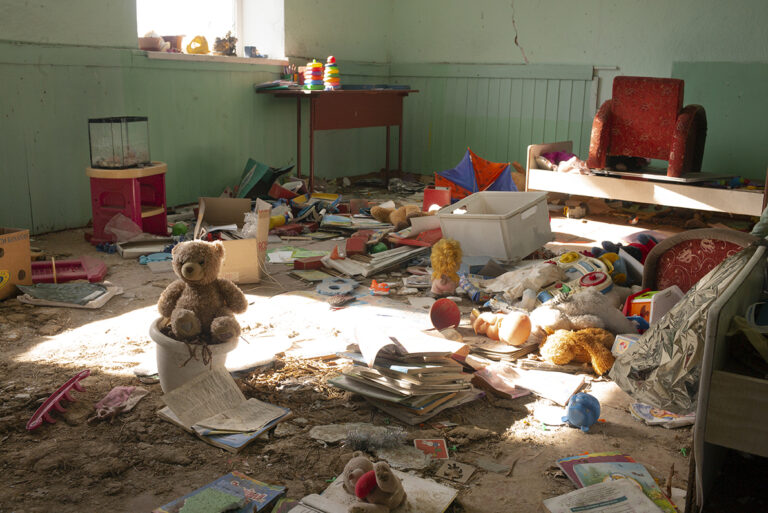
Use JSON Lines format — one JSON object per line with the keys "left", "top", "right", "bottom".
{"left": 389, "top": 0, "right": 768, "bottom": 75}
{"left": 673, "top": 62, "right": 768, "bottom": 177}
{"left": 0, "top": 0, "right": 137, "bottom": 48}
{"left": 284, "top": 0, "right": 390, "bottom": 62}
{"left": 0, "top": 42, "right": 295, "bottom": 233}
{"left": 4, "top": 0, "right": 768, "bottom": 234}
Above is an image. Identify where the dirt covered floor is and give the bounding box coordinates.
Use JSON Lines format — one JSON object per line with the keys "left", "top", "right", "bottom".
{"left": 1, "top": 206, "right": 730, "bottom": 513}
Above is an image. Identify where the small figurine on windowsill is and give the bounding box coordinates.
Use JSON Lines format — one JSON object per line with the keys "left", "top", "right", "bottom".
{"left": 430, "top": 238, "right": 462, "bottom": 296}
{"left": 213, "top": 31, "right": 237, "bottom": 56}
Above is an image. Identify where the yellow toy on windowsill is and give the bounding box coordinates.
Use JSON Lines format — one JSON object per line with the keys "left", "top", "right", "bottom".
{"left": 430, "top": 238, "right": 462, "bottom": 296}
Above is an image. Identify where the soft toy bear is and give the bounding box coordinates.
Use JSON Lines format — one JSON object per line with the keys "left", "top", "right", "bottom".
{"left": 157, "top": 240, "right": 248, "bottom": 343}
{"left": 529, "top": 288, "right": 637, "bottom": 344}
{"left": 342, "top": 453, "right": 406, "bottom": 513}
{"left": 370, "top": 204, "right": 430, "bottom": 231}
{"left": 539, "top": 327, "right": 616, "bottom": 375}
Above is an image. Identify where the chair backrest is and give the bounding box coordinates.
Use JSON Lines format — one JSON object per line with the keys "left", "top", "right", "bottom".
{"left": 642, "top": 228, "right": 758, "bottom": 293}
{"left": 609, "top": 76, "right": 684, "bottom": 161}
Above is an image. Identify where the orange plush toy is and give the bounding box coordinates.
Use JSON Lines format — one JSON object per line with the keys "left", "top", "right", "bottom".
{"left": 538, "top": 327, "right": 615, "bottom": 375}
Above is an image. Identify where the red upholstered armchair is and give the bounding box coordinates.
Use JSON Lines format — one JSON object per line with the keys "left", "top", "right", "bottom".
{"left": 587, "top": 76, "right": 707, "bottom": 177}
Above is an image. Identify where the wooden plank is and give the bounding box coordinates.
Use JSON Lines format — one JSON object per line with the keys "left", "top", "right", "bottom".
{"left": 464, "top": 78, "right": 481, "bottom": 153}
{"left": 496, "top": 79, "right": 512, "bottom": 162}
{"left": 555, "top": 80, "right": 573, "bottom": 143}
{"left": 449, "top": 78, "right": 470, "bottom": 165}
{"left": 527, "top": 168, "right": 764, "bottom": 216}
{"left": 543, "top": 79, "right": 560, "bottom": 144}
{"left": 485, "top": 79, "right": 501, "bottom": 159}
{"left": 705, "top": 370, "right": 768, "bottom": 458}
{"left": 569, "top": 81, "right": 587, "bottom": 156}
{"left": 429, "top": 78, "right": 448, "bottom": 172}
{"left": 390, "top": 63, "right": 593, "bottom": 80}
{"left": 519, "top": 80, "right": 536, "bottom": 166}
{"left": 530, "top": 80, "right": 548, "bottom": 153}
{"left": 508, "top": 79, "right": 524, "bottom": 164}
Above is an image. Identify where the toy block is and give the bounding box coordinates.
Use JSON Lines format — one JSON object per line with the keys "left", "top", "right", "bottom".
{"left": 294, "top": 256, "right": 324, "bottom": 270}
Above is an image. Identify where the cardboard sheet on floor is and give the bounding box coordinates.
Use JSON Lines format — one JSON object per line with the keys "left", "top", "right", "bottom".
{"left": 320, "top": 468, "right": 457, "bottom": 513}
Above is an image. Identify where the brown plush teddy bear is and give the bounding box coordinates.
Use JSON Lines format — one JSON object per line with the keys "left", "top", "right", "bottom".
{"left": 370, "top": 204, "right": 429, "bottom": 231}
{"left": 157, "top": 240, "right": 248, "bottom": 343}
{"left": 342, "top": 453, "right": 406, "bottom": 513}
{"left": 539, "top": 327, "right": 615, "bottom": 375}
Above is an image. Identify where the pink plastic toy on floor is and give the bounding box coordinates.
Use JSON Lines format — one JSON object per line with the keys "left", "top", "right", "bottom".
{"left": 26, "top": 369, "right": 90, "bottom": 430}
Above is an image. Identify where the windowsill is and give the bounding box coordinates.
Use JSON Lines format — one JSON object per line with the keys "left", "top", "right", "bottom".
{"left": 145, "top": 51, "right": 288, "bottom": 67}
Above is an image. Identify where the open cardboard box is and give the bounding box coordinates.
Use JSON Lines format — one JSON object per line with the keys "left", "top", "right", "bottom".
{"left": 193, "top": 197, "right": 270, "bottom": 284}
{"left": 0, "top": 227, "right": 33, "bottom": 300}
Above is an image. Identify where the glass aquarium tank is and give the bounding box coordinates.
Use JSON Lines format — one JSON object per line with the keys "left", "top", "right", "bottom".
{"left": 88, "top": 116, "right": 151, "bottom": 169}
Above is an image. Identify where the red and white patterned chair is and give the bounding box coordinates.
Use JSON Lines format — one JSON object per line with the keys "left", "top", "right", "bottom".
{"left": 588, "top": 76, "right": 707, "bottom": 178}
{"left": 642, "top": 228, "right": 758, "bottom": 293}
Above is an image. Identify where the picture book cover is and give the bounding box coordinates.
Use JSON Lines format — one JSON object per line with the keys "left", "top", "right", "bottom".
{"left": 571, "top": 461, "right": 677, "bottom": 513}
{"left": 556, "top": 452, "right": 635, "bottom": 486}
{"left": 153, "top": 471, "right": 285, "bottom": 513}
{"left": 414, "top": 438, "right": 449, "bottom": 459}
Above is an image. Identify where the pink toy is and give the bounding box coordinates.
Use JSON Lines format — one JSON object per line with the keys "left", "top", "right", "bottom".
{"left": 31, "top": 255, "right": 107, "bottom": 284}
{"left": 26, "top": 369, "right": 90, "bottom": 430}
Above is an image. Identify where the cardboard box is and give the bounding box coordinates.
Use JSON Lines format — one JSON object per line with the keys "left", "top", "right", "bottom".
{"left": 193, "top": 197, "right": 270, "bottom": 284}
{"left": 0, "top": 228, "right": 33, "bottom": 300}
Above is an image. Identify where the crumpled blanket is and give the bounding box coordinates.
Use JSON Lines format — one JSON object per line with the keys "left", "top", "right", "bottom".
{"left": 88, "top": 385, "right": 149, "bottom": 423}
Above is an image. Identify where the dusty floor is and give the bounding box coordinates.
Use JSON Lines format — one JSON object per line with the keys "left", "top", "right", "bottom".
{"left": 1, "top": 205, "right": 735, "bottom": 513}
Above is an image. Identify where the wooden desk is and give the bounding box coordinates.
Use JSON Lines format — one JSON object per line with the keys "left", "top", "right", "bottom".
{"left": 257, "top": 88, "right": 418, "bottom": 191}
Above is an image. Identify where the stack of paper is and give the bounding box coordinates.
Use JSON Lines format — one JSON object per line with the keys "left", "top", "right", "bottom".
{"left": 330, "top": 328, "right": 482, "bottom": 424}
{"left": 556, "top": 452, "right": 678, "bottom": 513}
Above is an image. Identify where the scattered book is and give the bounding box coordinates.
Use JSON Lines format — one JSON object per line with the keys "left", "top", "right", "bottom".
{"left": 542, "top": 478, "right": 662, "bottom": 513}
{"left": 153, "top": 471, "right": 285, "bottom": 513}
{"left": 159, "top": 368, "right": 291, "bottom": 453}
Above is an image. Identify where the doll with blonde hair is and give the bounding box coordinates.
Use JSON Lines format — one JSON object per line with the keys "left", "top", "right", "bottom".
{"left": 430, "top": 238, "right": 462, "bottom": 295}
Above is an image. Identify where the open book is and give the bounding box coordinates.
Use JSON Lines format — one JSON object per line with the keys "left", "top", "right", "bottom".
{"left": 159, "top": 368, "right": 291, "bottom": 453}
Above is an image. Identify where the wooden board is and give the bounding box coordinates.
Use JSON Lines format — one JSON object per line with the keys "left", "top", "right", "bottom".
{"left": 526, "top": 142, "right": 765, "bottom": 216}
{"left": 705, "top": 370, "right": 768, "bottom": 457}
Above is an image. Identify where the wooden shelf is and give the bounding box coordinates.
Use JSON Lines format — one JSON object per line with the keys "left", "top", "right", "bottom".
{"left": 141, "top": 205, "right": 165, "bottom": 218}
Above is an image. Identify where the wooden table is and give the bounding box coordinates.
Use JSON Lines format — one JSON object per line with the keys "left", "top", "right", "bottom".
{"left": 257, "top": 88, "right": 418, "bottom": 191}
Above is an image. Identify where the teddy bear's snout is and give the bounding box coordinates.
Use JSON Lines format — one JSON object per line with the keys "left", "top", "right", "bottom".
{"left": 181, "top": 262, "right": 203, "bottom": 281}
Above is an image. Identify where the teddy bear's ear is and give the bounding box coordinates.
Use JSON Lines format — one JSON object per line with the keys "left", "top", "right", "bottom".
{"left": 211, "top": 240, "right": 225, "bottom": 256}
{"left": 171, "top": 243, "right": 182, "bottom": 255}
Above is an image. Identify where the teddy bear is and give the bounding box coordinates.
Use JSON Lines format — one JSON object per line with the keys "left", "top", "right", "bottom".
{"left": 157, "top": 240, "right": 248, "bottom": 343}
{"left": 529, "top": 288, "right": 637, "bottom": 342}
{"left": 539, "top": 327, "right": 616, "bottom": 375}
{"left": 342, "top": 453, "right": 406, "bottom": 513}
{"left": 370, "top": 204, "right": 430, "bottom": 231}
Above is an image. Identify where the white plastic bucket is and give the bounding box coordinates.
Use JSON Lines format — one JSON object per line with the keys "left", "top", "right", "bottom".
{"left": 149, "top": 318, "right": 238, "bottom": 393}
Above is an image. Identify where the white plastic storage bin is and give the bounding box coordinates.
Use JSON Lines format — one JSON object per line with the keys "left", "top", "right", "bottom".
{"left": 437, "top": 191, "right": 552, "bottom": 262}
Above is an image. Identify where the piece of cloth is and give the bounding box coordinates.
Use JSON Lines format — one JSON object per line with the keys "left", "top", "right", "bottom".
{"left": 88, "top": 386, "right": 149, "bottom": 423}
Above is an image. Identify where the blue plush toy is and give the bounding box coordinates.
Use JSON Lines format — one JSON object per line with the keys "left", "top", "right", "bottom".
{"left": 562, "top": 393, "right": 601, "bottom": 432}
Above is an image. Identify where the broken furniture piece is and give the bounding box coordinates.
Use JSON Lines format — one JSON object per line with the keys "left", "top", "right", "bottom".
{"left": 526, "top": 141, "right": 766, "bottom": 217}
{"left": 588, "top": 76, "right": 707, "bottom": 178}
{"left": 31, "top": 255, "right": 107, "bottom": 283}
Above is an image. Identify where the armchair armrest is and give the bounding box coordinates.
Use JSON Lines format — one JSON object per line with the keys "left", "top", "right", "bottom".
{"left": 669, "top": 104, "right": 707, "bottom": 177}
{"left": 587, "top": 99, "right": 613, "bottom": 169}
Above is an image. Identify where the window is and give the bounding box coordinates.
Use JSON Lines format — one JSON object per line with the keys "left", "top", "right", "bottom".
{"left": 136, "top": 0, "right": 284, "bottom": 59}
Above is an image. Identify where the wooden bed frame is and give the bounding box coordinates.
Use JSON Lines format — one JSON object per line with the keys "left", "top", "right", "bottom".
{"left": 525, "top": 141, "right": 767, "bottom": 217}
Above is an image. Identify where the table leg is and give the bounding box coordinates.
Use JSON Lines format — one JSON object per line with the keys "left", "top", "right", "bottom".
{"left": 398, "top": 121, "right": 403, "bottom": 176}
{"left": 385, "top": 126, "right": 391, "bottom": 184}
{"left": 309, "top": 97, "right": 315, "bottom": 192}
{"left": 296, "top": 97, "right": 302, "bottom": 178}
